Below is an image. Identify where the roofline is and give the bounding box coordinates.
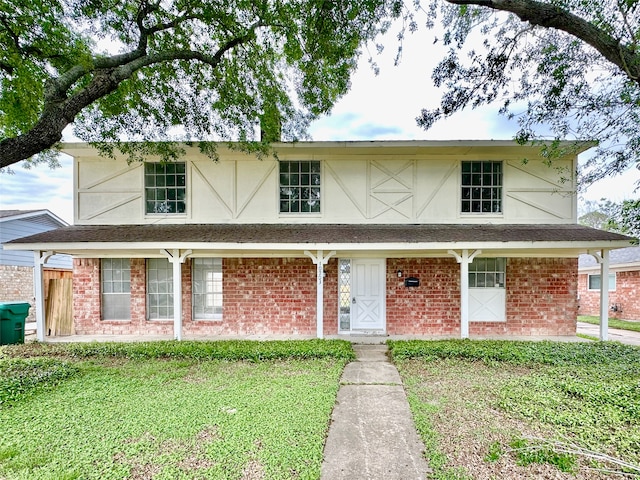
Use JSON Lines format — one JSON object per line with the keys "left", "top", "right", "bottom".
{"left": 60, "top": 139, "right": 596, "bottom": 157}
{"left": 0, "top": 209, "right": 69, "bottom": 226}
{"left": 5, "top": 239, "right": 632, "bottom": 254}
{"left": 579, "top": 262, "right": 640, "bottom": 273}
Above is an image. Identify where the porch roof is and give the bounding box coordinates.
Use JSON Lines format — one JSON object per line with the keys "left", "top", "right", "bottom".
{"left": 4, "top": 223, "right": 633, "bottom": 258}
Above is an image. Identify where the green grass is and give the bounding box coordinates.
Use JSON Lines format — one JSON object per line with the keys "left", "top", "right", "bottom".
{"left": 0, "top": 340, "right": 352, "bottom": 480}
{"left": 389, "top": 339, "right": 640, "bottom": 478}
{"left": 579, "top": 315, "right": 640, "bottom": 332}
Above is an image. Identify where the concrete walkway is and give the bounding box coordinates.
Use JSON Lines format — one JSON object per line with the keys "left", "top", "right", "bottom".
{"left": 577, "top": 322, "right": 640, "bottom": 346}
{"left": 321, "top": 345, "right": 431, "bottom": 479}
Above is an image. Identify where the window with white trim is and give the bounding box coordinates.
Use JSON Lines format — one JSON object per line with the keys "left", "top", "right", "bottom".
{"left": 461, "top": 161, "right": 503, "bottom": 214}
{"left": 147, "top": 258, "right": 173, "bottom": 319}
{"left": 279, "top": 160, "right": 321, "bottom": 213}
{"left": 588, "top": 273, "right": 616, "bottom": 291}
{"left": 192, "top": 258, "right": 223, "bottom": 320}
{"left": 101, "top": 259, "right": 131, "bottom": 320}
{"left": 145, "top": 162, "right": 186, "bottom": 214}
{"left": 469, "top": 258, "right": 506, "bottom": 288}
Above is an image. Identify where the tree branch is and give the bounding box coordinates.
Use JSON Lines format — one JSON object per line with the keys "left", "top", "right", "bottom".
{"left": 0, "top": 22, "right": 265, "bottom": 166}
{"left": 446, "top": 0, "right": 640, "bottom": 83}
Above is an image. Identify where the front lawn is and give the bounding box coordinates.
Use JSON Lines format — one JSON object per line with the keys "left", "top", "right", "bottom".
{"left": 389, "top": 340, "right": 640, "bottom": 479}
{"left": 579, "top": 315, "right": 640, "bottom": 332}
{"left": 0, "top": 340, "right": 353, "bottom": 480}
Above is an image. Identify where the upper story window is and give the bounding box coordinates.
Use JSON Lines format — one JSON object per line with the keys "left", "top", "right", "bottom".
{"left": 279, "top": 161, "right": 321, "bottom": 214}
{"left": 145, "top": 163, "right": 186, "bottom": 214}
{"left": 461, "top": 161, "right": 502, "bottom": 214}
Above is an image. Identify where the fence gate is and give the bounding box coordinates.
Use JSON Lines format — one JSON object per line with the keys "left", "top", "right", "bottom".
{"left": 45, "top": 278, "right": 74, "bottom": 336}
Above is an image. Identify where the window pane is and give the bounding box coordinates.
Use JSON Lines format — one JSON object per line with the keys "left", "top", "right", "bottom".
{"left": 461, "top": 161, "right": 503, "bottom": 214}
{"left": 279, "top": 161, "right": 321, "bottom": 214}
{"left": 193, "top": 258, "right": 223, "bottom": 320}
{"left": 147, "top": 258, "right": 173, "bottom": 319}
{"left": 588, "top": 274, "right": 615, "bottom": 291}
{"left": 101, "top": 259, "right": 131, "bottom": 320}
{"left": 469, "top": 258, "right": 506, "bottom": 289}
{"left": 145, "top": 162, "right": 187, "bottom": 215}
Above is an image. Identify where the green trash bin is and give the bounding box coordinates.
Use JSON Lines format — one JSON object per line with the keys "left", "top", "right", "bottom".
{"left": 0, "top": 302, "right": 30, "bottom": 345}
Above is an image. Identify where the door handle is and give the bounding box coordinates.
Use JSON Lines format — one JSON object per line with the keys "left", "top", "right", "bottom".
{"left": 352, "top": 297, "right": 356, "bottom": 304}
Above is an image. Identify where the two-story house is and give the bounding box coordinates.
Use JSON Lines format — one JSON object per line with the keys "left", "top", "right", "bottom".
{"left": 5, "top": 141, "right": 632, "bottom": 342}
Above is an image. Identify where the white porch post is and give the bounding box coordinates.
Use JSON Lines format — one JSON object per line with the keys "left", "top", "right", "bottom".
{"left": 599, "top": 249, "right": 610, "bottom": 341}
{"left": 449, "top": 249, "right": 481, "bottom": 339}
{"left": 305, "top": 250, "right": 336, "bottom": 339}
{"left": 33, "top": 251, "right": 54, "bottom": 342}
{"left": 588, "top": 249, "right": 610, "bottom": 341}
{"left": 162, "top": 249, "right": 192, "bottom": 341}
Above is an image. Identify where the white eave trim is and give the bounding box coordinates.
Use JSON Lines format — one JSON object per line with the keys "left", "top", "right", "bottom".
{"left": 4, "top": 239, "right": 633, "bottom": 254}
{"left": 579, "top": 261, "right": 640, "bottom": 274}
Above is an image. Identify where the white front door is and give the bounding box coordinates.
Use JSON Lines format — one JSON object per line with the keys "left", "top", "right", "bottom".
{"left": 351, "top": 259, "right": 386, "bottom": 331}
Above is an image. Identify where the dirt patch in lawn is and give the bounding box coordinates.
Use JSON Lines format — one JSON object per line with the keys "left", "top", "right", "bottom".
{"left": 399, "top": 359, "right": 617, "bottom": 479}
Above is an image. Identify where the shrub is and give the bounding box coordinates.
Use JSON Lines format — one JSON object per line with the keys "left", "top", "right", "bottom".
{"left": 0, "top": 357, "right": 79, "bottom": 407}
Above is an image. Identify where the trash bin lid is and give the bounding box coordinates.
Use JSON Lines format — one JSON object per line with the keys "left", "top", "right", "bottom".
{"left": 0, "top": 302, "right": 31, "bottom": 315}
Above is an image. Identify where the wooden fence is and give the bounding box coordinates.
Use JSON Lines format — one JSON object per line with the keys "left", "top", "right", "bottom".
{"left": 45, "top": 274, "right": 74, "bottom": 336}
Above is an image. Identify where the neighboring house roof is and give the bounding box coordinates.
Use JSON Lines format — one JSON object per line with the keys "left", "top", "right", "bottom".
{"left": 579, "top": 246, "right": 640, "bottom": 272}
{"left": 0, "top": 209, "right": 72, "bottom": 269}
{"left": 0, "top": 209, "right": 68, "bottom": 226}
{"left": 5, "top": 224, "right": 632, "bottom": 258}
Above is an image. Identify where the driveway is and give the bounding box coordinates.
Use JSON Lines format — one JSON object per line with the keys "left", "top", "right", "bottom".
{"left": 577, "top": 322, "right": 640, "bottom": 346}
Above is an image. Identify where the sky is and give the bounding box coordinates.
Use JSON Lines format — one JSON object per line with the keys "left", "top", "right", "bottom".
{"left": 1, "top": 26, "right": 638, "bottom": 224}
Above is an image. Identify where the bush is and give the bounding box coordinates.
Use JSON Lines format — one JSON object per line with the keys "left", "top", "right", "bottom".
{"left": 9, "top": 339, "right": 356, "bottom": 362}
{"left": 387, "top": 339, "right": 640, "bottom": 366}
{"left": 0, "top": 357, "right": 80, "bottom": 407}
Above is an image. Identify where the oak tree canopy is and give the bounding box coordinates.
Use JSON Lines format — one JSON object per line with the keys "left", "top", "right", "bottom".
{"left": 0, "top": 0, "right": 402, "bottom": 167}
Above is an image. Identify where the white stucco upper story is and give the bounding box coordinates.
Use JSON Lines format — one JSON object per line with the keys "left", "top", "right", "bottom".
{"left": 63, "top": 140, "right": 587, "bottom": 226}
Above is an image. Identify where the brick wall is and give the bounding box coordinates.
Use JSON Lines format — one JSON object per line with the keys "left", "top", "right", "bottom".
{"left": 74, "top": 257, "right": 321, "bottom": 336}
{"left": 386, "top": 258, "right": 461, "bottom": 335}
{"left": 496, "top": 257, "right": 577, "bottom": 336}
{"left": 0, "top": 265, "right": 35, "bottom": 322}
{"left": 71, "top": 256, "right": 578, "bottom": 337}
{"left": 386, "top": 257, "right": 577, "bottom": 336}
{"left": 209, "top": 258, "right": 317, "bottom": 335}
{"left": 578, "top": 270, "right": 640, "bottom": 320}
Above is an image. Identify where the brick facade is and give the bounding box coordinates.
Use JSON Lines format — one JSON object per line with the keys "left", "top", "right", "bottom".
{"left": 71, "top": 255, "right": 578, "bottom": 337}
{"left": 577, "top": 270, "right": 640, "bottom": 321}
{"left": 0, "top": 265, "right": 73, "bottom": 324}
{"left": 0, "top": 265, "right": 35, "bottom": 322}
{"left": 386, "top": 257, "right": 577, "bottom": 336}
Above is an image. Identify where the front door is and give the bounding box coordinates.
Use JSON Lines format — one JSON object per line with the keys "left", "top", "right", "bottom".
{"left": 351, "top": 259, "right": 386, "bottom": 331}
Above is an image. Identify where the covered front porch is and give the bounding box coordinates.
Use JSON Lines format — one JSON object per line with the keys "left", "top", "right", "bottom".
{"left": 4, "top": 223, "right": 633, "bottom": 343}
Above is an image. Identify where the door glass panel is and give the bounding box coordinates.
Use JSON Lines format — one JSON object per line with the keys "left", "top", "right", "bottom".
{"left": 339, "top": 259, "right": 351, "bottom": 331}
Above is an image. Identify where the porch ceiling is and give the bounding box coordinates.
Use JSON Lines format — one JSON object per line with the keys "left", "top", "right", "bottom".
{"left": 4, "top": 224, "right": 633, "bottom": 258}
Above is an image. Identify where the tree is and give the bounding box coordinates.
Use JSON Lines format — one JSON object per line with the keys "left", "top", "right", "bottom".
{"left": 0, "top": 0, "right": 402, "bottom": 167}
{"left": 413, "top": 0, "right": 640, "bottom": 187}
{"left": 579, "top": 198, "right": 640, "bottom": 240}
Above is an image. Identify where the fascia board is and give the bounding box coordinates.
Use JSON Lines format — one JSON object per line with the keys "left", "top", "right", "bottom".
{"left": 5, "top": 239, "right": 633, "bottom": 254}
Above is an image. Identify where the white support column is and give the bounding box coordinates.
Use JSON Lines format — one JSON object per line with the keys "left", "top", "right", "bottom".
{"left": 33, "top": 251, "right": 54, "bottom": 342}
{"left": 305, "top": 250, "right": 336, "bottom": 339}
{"left": 588, "top": 249, "right": 610, "bottom": 341}
{"left": 600, "top": 250, "right": 610, "bottom": 341}
{"left": 162, "top": 249, "right": 192, "bottom": 341}
{"left": 448, "top": 249, "right": 481, "bottom": 339}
